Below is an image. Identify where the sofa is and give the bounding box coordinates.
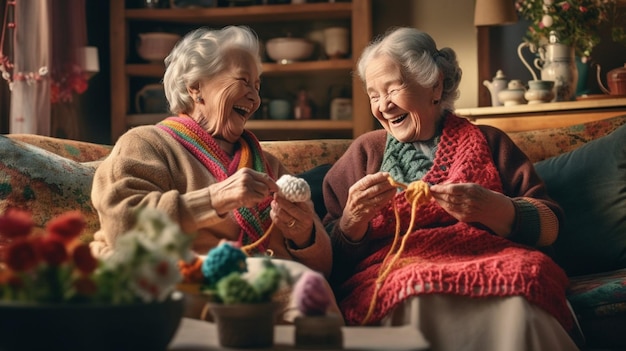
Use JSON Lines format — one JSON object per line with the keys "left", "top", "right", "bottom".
{"left": 1, "top": 114, "right": 625, "bottom": 350}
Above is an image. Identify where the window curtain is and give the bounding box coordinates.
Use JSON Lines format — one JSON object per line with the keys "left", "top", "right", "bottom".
{"left": 4, "top": 0, "right": 86, "bottom": 135}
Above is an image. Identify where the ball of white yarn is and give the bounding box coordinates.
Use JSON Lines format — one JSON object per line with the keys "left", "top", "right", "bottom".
{"left": 276, "top": 174, "right": 311, "bottom": 202}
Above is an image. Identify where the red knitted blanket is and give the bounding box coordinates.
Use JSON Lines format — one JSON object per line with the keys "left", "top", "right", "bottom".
{"left": 339, "top": 115, "right": 573, "bottom": 331}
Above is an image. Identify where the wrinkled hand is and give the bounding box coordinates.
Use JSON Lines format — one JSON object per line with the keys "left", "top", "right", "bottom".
{"left": 208, "top": 168, "right": 278, "bottom": 216}
{"left": 429, "top": 182, "right": 515, "bottom": 236}
{"left": 270, "top": 194, "right": 316, "bottom": 248}
{"left": 340, "top": 172, "right": 397, "bottom": 242}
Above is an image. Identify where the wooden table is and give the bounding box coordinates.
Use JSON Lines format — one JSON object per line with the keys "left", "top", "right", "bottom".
{"left": 455, "top": 96, "right": 626, "bottom": 132}
{"left": 168, "top": 318, "right": 430, "bottom": 350}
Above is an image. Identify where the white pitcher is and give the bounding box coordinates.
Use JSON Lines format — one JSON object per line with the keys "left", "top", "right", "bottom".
{"left": 517, "top": 32, "right": 577, "bottom": 102}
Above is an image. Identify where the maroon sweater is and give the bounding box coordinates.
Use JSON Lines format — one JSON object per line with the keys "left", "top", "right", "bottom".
{"left": 322, "top": 115, "right": 571, "bottom": 330}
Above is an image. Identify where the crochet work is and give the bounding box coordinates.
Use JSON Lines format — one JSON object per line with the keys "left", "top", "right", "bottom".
{"left": 338, "top": 114, "right": 573, "bottom": 332}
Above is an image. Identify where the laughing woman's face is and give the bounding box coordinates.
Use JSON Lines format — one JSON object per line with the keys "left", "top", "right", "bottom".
{"left": 364, "top": 54, "right": 441, "bottom": 143}
{"left": 196, "top": 48, "right": 261, "bottom": 143}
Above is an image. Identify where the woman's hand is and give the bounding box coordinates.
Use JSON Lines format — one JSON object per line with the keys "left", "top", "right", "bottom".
{"left": 339, "top": 172, "right": 397, "bottom": 242}
{"left": 429, "top": 182, "right": 515, "bottom": 237}
{"left": 270, "top": 195, "right": 316, "bottom": 248}
{"left": 208, "top": 168, "right": 278, "bottom": 216}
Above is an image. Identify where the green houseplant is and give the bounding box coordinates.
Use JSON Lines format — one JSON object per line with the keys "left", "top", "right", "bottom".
{"left": 515, "top": 0, "right": 626, "bottom": 60}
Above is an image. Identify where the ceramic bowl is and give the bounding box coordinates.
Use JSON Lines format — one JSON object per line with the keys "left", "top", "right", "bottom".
{"left": 0, "top": 292, "right": 184, "bottom": 351}
{"left": 265, "top": 37, "right": 314, "bottom": 64}
{"left": 137, "top": 32, "right": 182, "bottom": 63}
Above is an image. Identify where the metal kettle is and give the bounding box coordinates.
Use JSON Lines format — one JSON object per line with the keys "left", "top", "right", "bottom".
{"left": 596, "top": 63, "right": 626, "bottom": 96}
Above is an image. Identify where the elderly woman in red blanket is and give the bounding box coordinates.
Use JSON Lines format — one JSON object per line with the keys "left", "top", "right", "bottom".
{"left": 322, "top": 27, "right": 580, "bottom": 351}
{"left": 90, "top": 25, "right": 339, "bottom": 321}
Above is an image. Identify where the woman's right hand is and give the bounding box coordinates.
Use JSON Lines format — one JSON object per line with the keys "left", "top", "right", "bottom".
{"left": 208, "top": 168, "right": 279, "bottom": 216}
{"left": 339, "top": 172, "right": 396, "bottom": 242}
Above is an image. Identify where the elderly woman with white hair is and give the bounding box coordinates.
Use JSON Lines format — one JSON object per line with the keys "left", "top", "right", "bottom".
{"left": 90, "top": 25, "right": 339, "bottom": 321}
{"left": 322, "top": 26, "right": 581, "bottom": 350}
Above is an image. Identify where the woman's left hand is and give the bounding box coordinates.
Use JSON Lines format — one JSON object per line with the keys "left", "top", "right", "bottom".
{"left": 429, "top": 182, "right": 515, "bottom": 236}
{"left": 270, "top": 194, "right": 316, "bottom": 248}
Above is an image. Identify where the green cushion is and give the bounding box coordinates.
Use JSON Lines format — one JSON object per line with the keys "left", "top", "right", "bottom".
{"left": 0, "top": 135, "right": 99, "bottom": 242}
{"left": 534, "top": 123, "right": 626, "bottom": 276}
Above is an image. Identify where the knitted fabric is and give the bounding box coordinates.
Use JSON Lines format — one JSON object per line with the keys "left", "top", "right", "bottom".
{"left": 157, "top": 116, "right": 274, "bottom": 253}
{"left": 339, "top": 114, "right": 573, "bottom": 332}
{"left": 381, "top": 119, "right": 442, "bottom": 185}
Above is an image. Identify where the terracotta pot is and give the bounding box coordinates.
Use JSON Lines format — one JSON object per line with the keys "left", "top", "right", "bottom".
{"left": 208, "top": 302, "right": 279, "bottom": 348}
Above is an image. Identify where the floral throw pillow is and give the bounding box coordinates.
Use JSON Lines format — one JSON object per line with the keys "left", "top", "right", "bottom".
{"left": 0, "top": 135, "right": 100, "bottom": 243}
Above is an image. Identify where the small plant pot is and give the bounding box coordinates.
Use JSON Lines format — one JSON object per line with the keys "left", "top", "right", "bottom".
{"left": 208, "top": 302, "right": 279, "bottom": 348}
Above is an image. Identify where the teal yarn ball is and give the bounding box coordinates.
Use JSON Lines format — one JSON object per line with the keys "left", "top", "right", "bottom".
{"left": 201, "top": 242, "right": 247, "bottom": 287}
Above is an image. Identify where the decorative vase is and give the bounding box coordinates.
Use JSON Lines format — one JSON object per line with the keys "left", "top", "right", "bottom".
{"left": 525, "top": 80, "right": 556, "bottom": 104}
{"left": 0, "top": 292, "right": 184, "bottom": 351}
{"left": 518, "top": 32, "right": 578, "bottom": 102}
{"left": 538, "top": 43, "right": 578, "bottom": 102}
{"left": 208, "top": 302, "right": 279, "bottom": 348}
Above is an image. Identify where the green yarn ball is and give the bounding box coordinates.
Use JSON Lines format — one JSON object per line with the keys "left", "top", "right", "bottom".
{"left": 216, "top": 272, "right": 260, "bottom": 304}
{"left": 253, "top": 259, "right": 283, "bottom": 300}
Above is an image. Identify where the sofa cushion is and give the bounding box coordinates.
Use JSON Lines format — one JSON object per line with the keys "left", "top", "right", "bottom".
{"left": 507, "top": 114, "right": 626, "bottom": 163}
{"left": 567, "top": 268, "right": 626, "bottom": 348}
{"left": 534, "top": 123, "right": 626, "bottom": 276}
{"left": 7, "top": 134, "right": 112, "bottom": 163}
{"left": 0, "top": 135, "right": 99, "bottom": 243}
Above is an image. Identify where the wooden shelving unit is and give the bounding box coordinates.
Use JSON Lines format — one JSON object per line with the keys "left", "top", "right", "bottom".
{"left": 109, "top": 0, "right": 373, "bottom": 143}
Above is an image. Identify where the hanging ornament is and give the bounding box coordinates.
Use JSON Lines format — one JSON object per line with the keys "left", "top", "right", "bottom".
{"left": 0, "top": 0, "right": 49, "bottom": 91}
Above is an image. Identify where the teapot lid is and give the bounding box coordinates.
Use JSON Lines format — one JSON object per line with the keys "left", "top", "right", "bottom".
{"left": 507, "top": 79, "right": 524, "bottom": 90}
{"left": 493, "top": 69, "right": 507, "bottom": 80}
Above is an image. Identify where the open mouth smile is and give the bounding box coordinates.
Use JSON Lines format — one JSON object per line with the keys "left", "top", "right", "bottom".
{"left": 233, "top": 105, "right": 251, "bottom": 117}
{"left": 390, "top": 114, "right": 407, "bottom": 124}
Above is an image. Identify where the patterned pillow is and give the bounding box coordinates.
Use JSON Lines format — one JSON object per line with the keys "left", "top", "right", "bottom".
{"left": 0, "top": 135, "right": 100, "bottom": 243}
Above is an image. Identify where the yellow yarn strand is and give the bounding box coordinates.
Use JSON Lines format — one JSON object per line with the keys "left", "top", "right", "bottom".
{"left": 361, "top": 178, "right": 431, "bottom": 325}
{"left": 241, "top": 222, "right": 275, "bottom": 256}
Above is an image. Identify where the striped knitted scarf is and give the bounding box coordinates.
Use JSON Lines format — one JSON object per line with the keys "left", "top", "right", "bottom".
{"left": 157, "top": 116, "right": 274, "bottom": 253}
{"left": 338, "top": 114, "right": 573, "bottom": 332}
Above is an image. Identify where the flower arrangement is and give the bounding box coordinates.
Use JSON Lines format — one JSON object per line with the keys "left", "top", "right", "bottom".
{"left": 0, "top": 207, "right": 193, "bottom": 304}
{"left": 515, "top": 0, "right": 626, "bottom": 60}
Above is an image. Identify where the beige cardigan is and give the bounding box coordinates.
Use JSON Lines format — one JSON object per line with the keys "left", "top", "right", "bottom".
{"left": 90, "top": 125, "right": 332, "bottom": 277}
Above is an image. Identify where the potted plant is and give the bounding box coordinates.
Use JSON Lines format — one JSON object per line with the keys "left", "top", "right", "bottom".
{"left": 515, "top": 0, "right": 626, "bottom": 60}
{"left": 179, "top": 241, "right": 293, "bottom": 348}
{"left": 515, "top": 0, "right": 626, "bottom": 100}
{"left": 0, "top": 207, "right": 194, "bottom": 351}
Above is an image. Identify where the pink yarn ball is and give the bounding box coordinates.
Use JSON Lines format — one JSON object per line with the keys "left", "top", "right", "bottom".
{"left": 293, "top": 270, "right": 331, "bottom": 316}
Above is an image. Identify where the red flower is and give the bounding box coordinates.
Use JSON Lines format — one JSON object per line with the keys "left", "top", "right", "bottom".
{"left": 46, "top": 211, "right": 86, "bottom": 243}
{"left": 0, "top": 209, "right": 34, "bottom": 238}
{"left": 72, "top": 244, "right": 98, "bottom": 275}
{"left": 38, "top": 237, "right": 69, "bottom": 266}
{"left": 5, "top": 238, "right": 40, "bottom": 272}
{"left": 0, "top": 268, "right": 22, "bottom": 289}
{"left": 561, "top": 2, "right": 570, "bottom": 11}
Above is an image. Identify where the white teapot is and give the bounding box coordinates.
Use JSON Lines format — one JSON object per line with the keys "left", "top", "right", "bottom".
{"left": 483, "top": 70, "right": 508, "bottom": 107}
{"left": 497, "top": 80, "right": 527, "bottom": 106}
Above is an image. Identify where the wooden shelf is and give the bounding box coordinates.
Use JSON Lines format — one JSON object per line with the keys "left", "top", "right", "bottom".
{"left": 126, "top": 59, "right": 353, "bottom": 77}
{"left": 456, "top": 97, "right": 626, "bottom": 132}
{"left": 127, "top": 113, "right": 352, "bottom": 130}
{"left": 110, "top": 0, "right": 373, "bottom": 143}
{"left": 125, "top": 3, "right": 353, "bottom": 23}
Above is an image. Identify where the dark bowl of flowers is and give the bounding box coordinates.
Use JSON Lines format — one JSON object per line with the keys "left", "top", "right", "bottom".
{"left": 0, "top": 208, "right": 193, "bottom": 351}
